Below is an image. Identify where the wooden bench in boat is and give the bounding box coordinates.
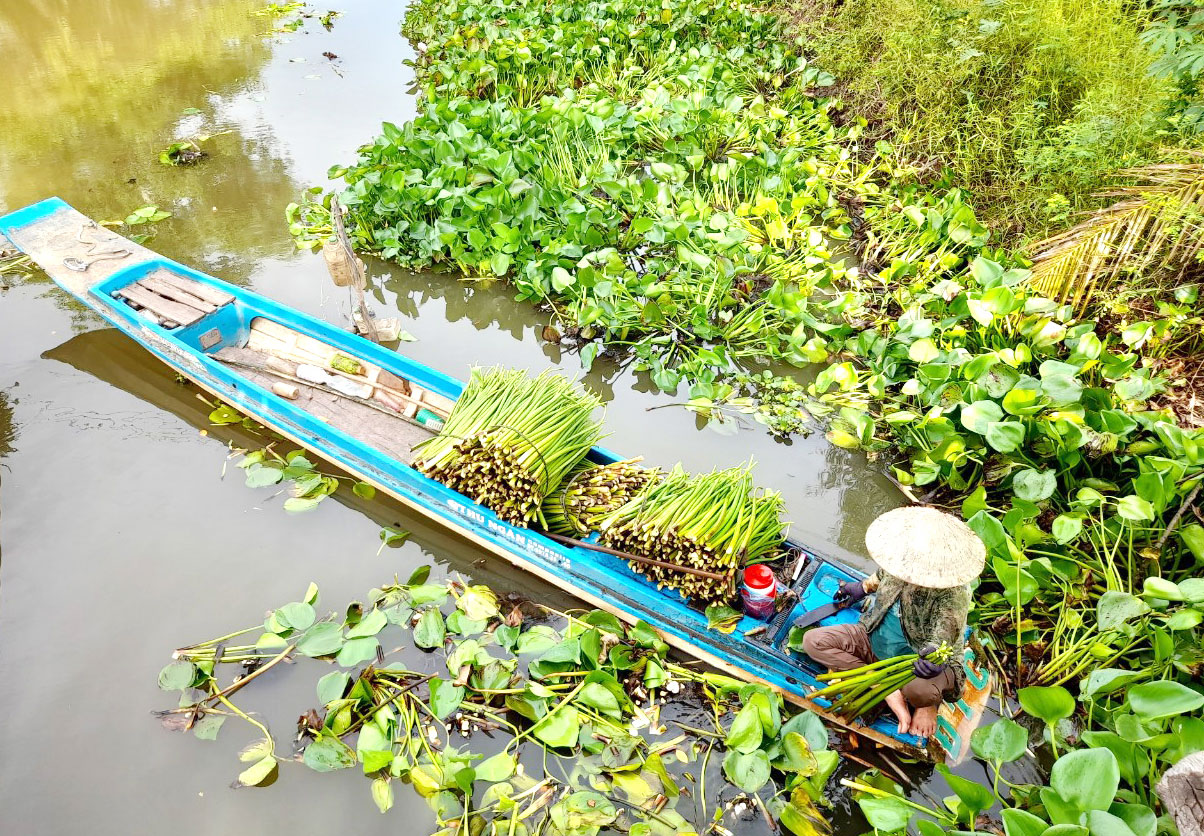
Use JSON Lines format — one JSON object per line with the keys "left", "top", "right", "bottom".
{"left": 113, "top": 267, "right": 236, "bottom": 328}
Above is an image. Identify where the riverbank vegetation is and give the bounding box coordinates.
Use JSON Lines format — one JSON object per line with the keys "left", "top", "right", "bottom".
{"left": 289, "top": 0, "right": 868, "bottom": 393}
{"left": 791, "top": 0, "right": 1190, "bottom": 237}
{"left": 287, "top": 0, "right": 1204, "bottom": 830}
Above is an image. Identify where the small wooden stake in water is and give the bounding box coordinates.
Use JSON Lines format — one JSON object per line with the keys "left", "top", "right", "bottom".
{"left": 326, "top": 196, "right": 380, "bottom": 344}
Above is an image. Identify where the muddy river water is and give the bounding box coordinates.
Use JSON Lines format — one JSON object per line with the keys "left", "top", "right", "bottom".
{"left": 0, "top": 2, "right": 952, "bottom": 833}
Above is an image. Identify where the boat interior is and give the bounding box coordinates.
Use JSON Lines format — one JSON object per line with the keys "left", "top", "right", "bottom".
{"left": 93, "top": 257, "right": 858, "bottom": 664}
{"left": 94, "top": 259, "right": 455, "bottom": 466}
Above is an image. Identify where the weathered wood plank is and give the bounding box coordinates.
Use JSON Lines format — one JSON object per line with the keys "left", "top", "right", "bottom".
{"left": 115, "top": 284, "right": 205, "bottom": 326}
{"left": 138, "top": 276, "right": 217, "bottom": 313}
{"left": 1158, "top": 751, "right": 1204, "bottom": 836}
{"left": 214, "top": 345, "right": 433, "bottom": 462}
{"left": 235, "top": 366, "right": 428, "bottom": 463}
{"left": 246, "top": 316, "right": 452, "bottom": 419}
{"left": 150, "top": 267, "right": 235, "bottom": 306}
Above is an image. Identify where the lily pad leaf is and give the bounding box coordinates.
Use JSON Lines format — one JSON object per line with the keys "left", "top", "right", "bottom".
{"left": 532, "top": 705, "right": 579, "bottom": 748}
{"left": 304, "top": 734, "right": 356, "bottom": 772}
{"left": 1018, "top": 685, "right": 1075, "bottom": 724}
{"left": 158, "top": 660, "right": 198, "bottom": 691}
{"left": 371, "top": 776, "right": 393, "bottom": 813}
{"left": 316, "top": 671, "right": 350, "bottom": 705}
{"left": 192, "top": 714, "right": 226, "bottom": 741}
{"left": 1049, "top": 748, "right": 1119, "bottom": 813}
{"left": 1116, "top": 495, "right": 1155, "bottom": 522}
{"left": 1127, "top": 680, "right": 1204, "bottom": 719}
{"left": 961, "top": 400, "right": 1004, "bottom": 434}
{"left": 971, "top": 717, "right": 1027, "bottom": 763}
{"left": 475, "top": 751, "right": 516, "bottom": 782}
{"left": 1097, "top": 591, "right": 1149, "bottom": 631}
{"left": 457, "top": 585, "right": 499, "bottom": 621}
{"left": 986, "top": 421, "right": 1026, "bottom": 453}
{"left": 1013, "top": 468, "right": 1057, "bottom": 502}
{"left": 1002, "top": 808, "right": 1050, "bottom": 836}
{"left": 237, "top": 754, "right": 277, "bottom": 787}
{"left": 725, "top": 702, "right": 763, "bottom": 753}
{"left": 336, "top": 637, "right": 380, "bottom": 667}
{"left": 346, "top": 608, "right": 387, "bottom": 638}
{"left": 277, "top": 601, "right": 316, "bottom": 631}
{"left": 857, "top": 796, "right": 914, "bottom": 832}
{"left": 429, "top": 677, "right": 465, "bottom": 720}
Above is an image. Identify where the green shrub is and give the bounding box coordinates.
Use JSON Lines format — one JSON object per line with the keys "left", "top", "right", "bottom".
{"left": 793, "top": 0, "right": 1175, "bottom": 236}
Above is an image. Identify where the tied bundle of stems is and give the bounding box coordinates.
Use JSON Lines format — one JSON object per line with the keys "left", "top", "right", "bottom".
{"left": 807, "top": 643, "right": 953, "bottom": 720}
{"left": 598, "top": 462, "right": 786, "bottom": 604}
{"left": 412, "top": 368, "right": 604, "bottom": 526}
{"left": 540, "top": 458, "right": 659, "bottom": 537}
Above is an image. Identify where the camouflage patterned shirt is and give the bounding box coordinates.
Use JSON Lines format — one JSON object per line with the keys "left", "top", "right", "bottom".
{"left": 859, "top": 570, "right": 971, "bottom": 691}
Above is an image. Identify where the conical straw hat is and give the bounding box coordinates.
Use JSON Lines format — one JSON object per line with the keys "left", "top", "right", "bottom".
{"left": 864, "top": 506, "right": 985, "bottom": 588}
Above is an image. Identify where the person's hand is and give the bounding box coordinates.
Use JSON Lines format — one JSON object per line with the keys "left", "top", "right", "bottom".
{"left": 913, "top": 644, "right": 946, "bottom": 679}
{"left": 834, "top": 580, "right": 867, "bottom": 606}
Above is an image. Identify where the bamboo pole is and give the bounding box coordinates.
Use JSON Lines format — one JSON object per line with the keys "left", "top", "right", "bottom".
{"left": 540, "top": 530, "right": 728, "bottom": 581}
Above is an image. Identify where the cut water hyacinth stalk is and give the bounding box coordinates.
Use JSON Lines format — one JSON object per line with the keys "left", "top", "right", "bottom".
{"left": 412, "top": 367, "right": 603, "bottom": 527}
{"left": 599, "top": 462, "right": 786, "bottom": 604}
{"left": 808, "top": 644, "right": 953, "bottom": 721}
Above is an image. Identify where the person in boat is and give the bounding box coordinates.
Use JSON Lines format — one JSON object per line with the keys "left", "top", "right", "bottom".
{"left": 801, "top": 506, "right": 985, "bottom": 739}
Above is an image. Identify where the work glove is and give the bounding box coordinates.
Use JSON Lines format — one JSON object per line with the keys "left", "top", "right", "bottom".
{"left": 913, "top": 644, "right": 946, "bottom": 679}
{"left": 833, "top": 580, "right": 867, "bottom": 606}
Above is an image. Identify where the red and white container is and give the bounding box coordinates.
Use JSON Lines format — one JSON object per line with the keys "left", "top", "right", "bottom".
{"left": 740, "top": 565, "right": 778, "bottom": 620}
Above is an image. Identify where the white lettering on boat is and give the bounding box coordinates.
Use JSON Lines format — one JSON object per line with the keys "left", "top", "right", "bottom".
{"left": 446, "top": 499, "right": 569, "bottom": 567}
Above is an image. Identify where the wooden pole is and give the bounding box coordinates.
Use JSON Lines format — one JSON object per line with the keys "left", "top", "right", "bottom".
{"left": 539, "top": 530, "right": 728, "bottom": 581}
{"left": 1157, "top": 751, "right": 1204, "bottom": 836}
{"left": 329, "top": 196, "right": 379, "bottom": 343}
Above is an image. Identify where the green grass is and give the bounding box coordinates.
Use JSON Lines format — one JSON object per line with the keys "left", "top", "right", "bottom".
{"left": 791, "top": 0, "right": 1176, "bottom": 238}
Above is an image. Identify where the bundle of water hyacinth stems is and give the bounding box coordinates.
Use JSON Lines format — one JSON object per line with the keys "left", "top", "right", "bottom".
{"left": 412, "top": 368, "right": 603, "bottom": 526}
{"left": 600, "top": 463, "right": 785, "bottom": 603}
{"left": 541, "top": 458, "right": 659, "bottom": 537}
{"left": 807, "top": 643, "right": 952, "bottom": 720}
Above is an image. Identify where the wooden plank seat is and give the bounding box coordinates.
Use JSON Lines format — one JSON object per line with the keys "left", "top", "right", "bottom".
{"left": 114, "top": 267, "right": 235, "bottom": 327}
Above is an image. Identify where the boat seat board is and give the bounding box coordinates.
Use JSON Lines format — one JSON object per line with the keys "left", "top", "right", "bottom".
{"left": 245, "top": 316, "right": 453, "bottom": 419}
{"left": 144, "top": 267, "right": 235, "bottom": 307}
{"left": 213, "top": 345, "right": 433, "bottom": 463}
{"left": 137, "top": 275, "right": 218, "bottom": 313}
{"left": 115, "top": 283, "right": 207, "bottom": 327}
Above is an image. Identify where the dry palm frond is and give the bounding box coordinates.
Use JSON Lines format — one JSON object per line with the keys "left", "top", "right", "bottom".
{"left": 1030, "top": 156, "right": 1204, "bottom": 315}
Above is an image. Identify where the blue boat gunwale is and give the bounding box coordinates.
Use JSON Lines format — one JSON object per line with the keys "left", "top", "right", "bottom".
{"left": 0, "top": 197, "right": 991, "bottom": 759}
{"left": 88, "top": 257, "right": 869, "bottom": 665}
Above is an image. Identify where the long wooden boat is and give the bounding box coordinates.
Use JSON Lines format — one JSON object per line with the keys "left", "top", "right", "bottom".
{"left": 1, "top": 198, "right": 990, "bottom": 761}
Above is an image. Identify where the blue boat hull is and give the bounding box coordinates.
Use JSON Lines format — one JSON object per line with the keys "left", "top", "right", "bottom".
{"left": 1, "top": 197, "right": 990, "bottom": 760}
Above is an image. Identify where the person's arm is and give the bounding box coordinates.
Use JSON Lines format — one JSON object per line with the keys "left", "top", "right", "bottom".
{"left": 926, "top": 584, "right": 970, "bottom": 649}
{"left": 914, "top": 585, "right": 971, "bottom": 678}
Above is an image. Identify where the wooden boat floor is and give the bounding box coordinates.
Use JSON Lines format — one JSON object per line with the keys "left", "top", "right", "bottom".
{"left": 215, "top": 345, "right": 433, "bottom": 464}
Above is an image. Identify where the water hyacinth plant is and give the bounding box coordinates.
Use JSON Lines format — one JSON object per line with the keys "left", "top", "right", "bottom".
{"left": 157, "top": 573, "right": 838, "bottom": 834}
{"left": 599, "top": 462, "right": 787, "bottom": 603}
{"left": 290, "top": 0, "right": 864, "bottom": 393}
{"left": 540, "top": 458, "right": 658, "bottom": 537}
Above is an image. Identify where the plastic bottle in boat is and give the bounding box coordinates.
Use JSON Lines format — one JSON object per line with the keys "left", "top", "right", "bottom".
{"left": 740, "top": 565, "right": 778, "bottom": 620}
